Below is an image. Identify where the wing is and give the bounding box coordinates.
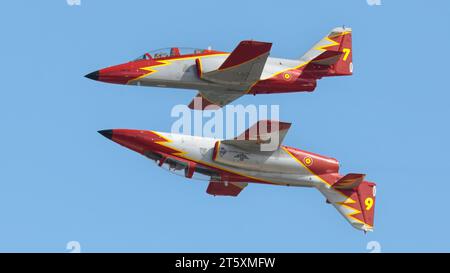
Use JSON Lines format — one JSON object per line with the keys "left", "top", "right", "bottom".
{"left": 188, "top": 89, "right": 244, "bottom": 110}
{"left": 198, "top": 40, "right": 272, "bottom": 87}
{"left": 188, "top": 40, "right": 271, "bottom": 109}
{"left": 206, "top": 181, "right": 248, "bottom": 197}
{"left": 221, "top": 120, "right": 292, "bottom": 152}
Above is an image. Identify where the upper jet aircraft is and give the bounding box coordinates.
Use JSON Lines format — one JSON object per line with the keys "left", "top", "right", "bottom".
{"left": 86, "top": 27, "right": 353, "bottom": 109}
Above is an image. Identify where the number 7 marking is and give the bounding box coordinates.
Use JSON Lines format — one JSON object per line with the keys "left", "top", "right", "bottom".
{"left": 342, "top": 48, "right": 351, "bottom": 61}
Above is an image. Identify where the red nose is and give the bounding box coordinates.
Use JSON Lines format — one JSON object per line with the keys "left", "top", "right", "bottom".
{"left": 98, "top": 129, "right": 179, "bottom": 157}
{"left": 98, "top": 129, "right": 158, "bottom": 154}
{"left": 86, "top": 60, "right": 153, "bottom": 85}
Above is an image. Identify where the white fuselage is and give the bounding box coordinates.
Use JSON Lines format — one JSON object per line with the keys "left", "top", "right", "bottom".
{"left": 129, "top": 54, "right": 301, "bottom": 91}
{"left": 156, "top": 131, "right": 326, "bottom": 188}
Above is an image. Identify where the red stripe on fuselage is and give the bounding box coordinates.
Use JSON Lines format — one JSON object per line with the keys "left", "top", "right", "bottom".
{"left": 97, "top": 50, "right": 226, "bottom": 85}
{"left": 108, "top": 129, "right": 275, "bottom": 184}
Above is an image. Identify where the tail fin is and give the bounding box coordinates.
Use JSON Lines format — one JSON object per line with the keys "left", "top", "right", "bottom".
{"left": 301, "top": 27, "right": 353, "bottom": 77}
{"left": 319, "top": 174, "right": 376, "bottom": 232}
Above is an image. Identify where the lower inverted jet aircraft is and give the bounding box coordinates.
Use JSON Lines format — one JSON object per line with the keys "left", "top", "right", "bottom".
{"left": 86, "top": 27, "right": 353, "bottom": 109}
{"left": 98, "top": 120, "right": 376, "bottom": 232}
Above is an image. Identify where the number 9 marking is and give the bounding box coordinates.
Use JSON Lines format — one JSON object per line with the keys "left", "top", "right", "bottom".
{"left": 365, "top": 197, "right": 374, "bottom": 210}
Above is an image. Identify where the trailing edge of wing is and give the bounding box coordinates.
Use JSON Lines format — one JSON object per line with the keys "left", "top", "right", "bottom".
{"left": 188, "top": 90, "right": 244, "bottom": 109}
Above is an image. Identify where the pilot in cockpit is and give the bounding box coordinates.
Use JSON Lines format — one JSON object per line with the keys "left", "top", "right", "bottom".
{"left": 170, "top": 47, "right": 180, "bottom": 56}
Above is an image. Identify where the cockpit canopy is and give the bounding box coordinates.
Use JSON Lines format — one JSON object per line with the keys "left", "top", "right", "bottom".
{"left": 134, "top": 47, "right": 218, "bottom": 61}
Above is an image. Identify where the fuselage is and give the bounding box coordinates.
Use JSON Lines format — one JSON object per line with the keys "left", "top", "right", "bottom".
{"left": 99, "top": 129, "right": 341, "bottom": 188}
{"left": 86, "top": 49, "right": 318, "bottom": 94}
{"left": 86, "top": 30, "right": 353, "bottom": 101}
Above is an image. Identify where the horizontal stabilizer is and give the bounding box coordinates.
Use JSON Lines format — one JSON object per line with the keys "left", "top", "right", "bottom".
{"left": 310, "top": 50, "right": 343, "bottom": 66}
{"left": 332, "top": 173, "right": 365, "bottom": 189}
{"left": 301, "top": 27, "right": 353, "bottom": 77}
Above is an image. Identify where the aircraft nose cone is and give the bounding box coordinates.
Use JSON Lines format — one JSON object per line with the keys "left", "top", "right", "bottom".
{"left": 85, "top": 70, "right": 99, "bottom": 81}
{"left": 98, "top": 129, "right": 113, "bottom": 140}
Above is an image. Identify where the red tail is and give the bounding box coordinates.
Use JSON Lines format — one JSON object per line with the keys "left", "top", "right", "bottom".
{"left": 301, "top": 27, "right": 353, "bottom": 78}
{"left": 331, "top": 30, "right": 352, "bottom": 75}
{"left": 325, "top": 174, "right": 376, "bottom": 231}
{"left": 357, "top": 181, "right": 376, "bottom": 228}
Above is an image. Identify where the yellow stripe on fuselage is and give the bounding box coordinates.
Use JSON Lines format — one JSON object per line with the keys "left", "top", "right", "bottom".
{"left": 150, "top": 131, "right": 277, "bottom": 185}
{"left": 127, "top": 53, "right": 229, "bottom": 84}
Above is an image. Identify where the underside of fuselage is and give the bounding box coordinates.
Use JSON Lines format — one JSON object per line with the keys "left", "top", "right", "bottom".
{"left": 98, "top": 129, "right": 339, "bottom": 188}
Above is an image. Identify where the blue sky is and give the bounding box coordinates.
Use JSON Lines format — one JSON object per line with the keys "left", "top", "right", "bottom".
{"left": 1, "top": 0, "right": 449, "bottom": 252}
